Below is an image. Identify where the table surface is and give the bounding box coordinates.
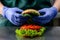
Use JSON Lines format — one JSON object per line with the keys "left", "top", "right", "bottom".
{"left": 55, "top": 13, "right": 60, "bottom": 18}
{"left": 0, "top": 26, "right": 60, "bottom": 40}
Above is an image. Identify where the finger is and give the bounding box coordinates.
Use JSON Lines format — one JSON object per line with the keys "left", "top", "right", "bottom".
{"left": 39, "top": 19, "right": 51, "bottom": 24}
{"left": 38, "top": 8, "right": 47, "bottom": 13}
{"left": 14, "top": 21, "right": 21, "bottom": 26}
{"left": 38, "top": 14, "right": 48, "bottom": 20}
{"left": 39, "top": 8, "right": 47, "bottom": 15}
{"left": 34, "top": 18, "right": 51, "bottom": 24}
{"left": 14, "top": 13, "right": 28, "bottom": 20}
{"left": 13, "top": 8, "right": 23, "bottom": 13}
{"left": 14, "top": 7, "right": 23, "bottom": 11}
{"left": 15, "top": 13, "right": 22, "bottom": 16}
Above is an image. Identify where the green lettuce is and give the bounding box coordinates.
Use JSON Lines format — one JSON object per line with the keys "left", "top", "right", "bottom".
{"left": 15, "top": 27, "right": 46, "bottom": 38}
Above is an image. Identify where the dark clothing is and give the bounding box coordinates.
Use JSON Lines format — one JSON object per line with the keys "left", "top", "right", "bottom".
{"left": 0, "top": 0, "right": 53, "bottom": 26}
{"left": 1, "top": 0, "right": 51, "bottom": 10}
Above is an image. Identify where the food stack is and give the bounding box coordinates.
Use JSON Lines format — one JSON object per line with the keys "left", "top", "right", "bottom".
{"left": 15, "top": 9, "right": 46, "bottom": 39}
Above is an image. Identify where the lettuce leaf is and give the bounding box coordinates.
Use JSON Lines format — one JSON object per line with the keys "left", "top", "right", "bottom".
{"left": 15, "top": 27, "right": 46, "bottom": 38}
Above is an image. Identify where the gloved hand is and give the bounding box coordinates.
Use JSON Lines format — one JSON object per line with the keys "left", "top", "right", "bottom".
{"left": 32, "top": 7, "right": 58, "bottom": 24}
{"left": 2, "top": 6, "right": 29, "bottom": 26}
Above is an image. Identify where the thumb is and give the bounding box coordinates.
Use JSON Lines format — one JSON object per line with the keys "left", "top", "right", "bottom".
{"left": 38, "top": 13, "right": 48, "bottom": 20}
{"left": 14, "top": 7, "right": 23, "bottom": 11}
{"left": 38, "top": 8, "right": 47, "bottom": 15}
{"left": 14, "top": 8, "right": 23, "bottom": 14}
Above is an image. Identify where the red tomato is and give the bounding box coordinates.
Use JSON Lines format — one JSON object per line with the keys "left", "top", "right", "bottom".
{"left": 20, "top": 24, "right": 42, "bottom": 31}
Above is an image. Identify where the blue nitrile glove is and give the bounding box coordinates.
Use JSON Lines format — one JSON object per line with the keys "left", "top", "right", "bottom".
{"left": 2, "top": 6, "right": 29, "bottom": 26}
{"left": 32, "top": 7, "right": 58, "bottom": 24}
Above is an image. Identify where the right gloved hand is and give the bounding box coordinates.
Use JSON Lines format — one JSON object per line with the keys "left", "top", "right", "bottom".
{"left": 32, "top": 7, "right": 57, "bottom": 24}
{"left": 2, "top": 6, "right": 29, "bottom": 26}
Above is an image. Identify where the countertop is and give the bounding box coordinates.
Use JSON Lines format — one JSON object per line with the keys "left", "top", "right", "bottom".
{"left": 0, "top": 26, "right": 60, "bottom": 40}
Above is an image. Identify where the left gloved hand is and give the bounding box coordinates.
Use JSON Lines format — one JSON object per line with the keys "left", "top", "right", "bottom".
{"left": 2, "top": 7, "right": 29, "bottom": 26}
{"left": 32, "top": 7, "right": 58, "bottom": 24}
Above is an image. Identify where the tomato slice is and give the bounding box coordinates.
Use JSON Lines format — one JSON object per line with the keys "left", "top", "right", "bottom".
{"left": 20, "top": 24, "right": 42, "bottom": 31}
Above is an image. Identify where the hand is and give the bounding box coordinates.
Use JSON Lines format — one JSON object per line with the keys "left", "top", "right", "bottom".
{"left": 2, "top": 6, "right": 28, "bottom": 26}
{"left": 32, "top": 7, "right": 58, "bottom": 24}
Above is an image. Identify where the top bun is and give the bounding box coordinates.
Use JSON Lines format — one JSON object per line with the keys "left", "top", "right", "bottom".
{"left": 22, "top": 9, "right": 40, "bottom": 17}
